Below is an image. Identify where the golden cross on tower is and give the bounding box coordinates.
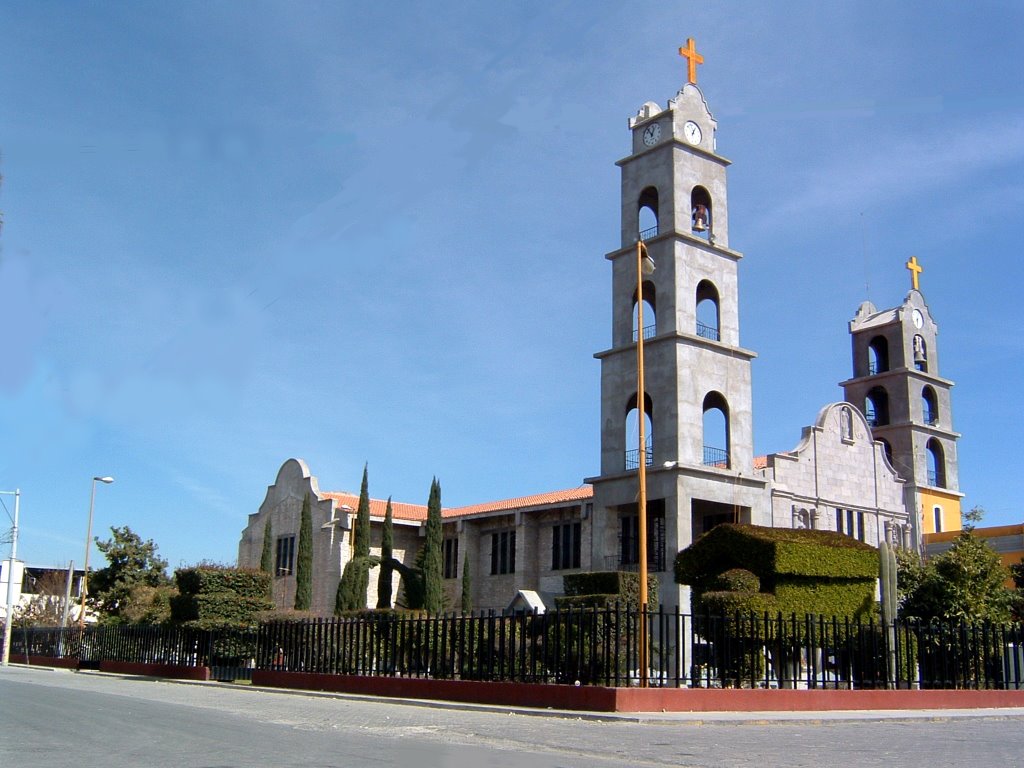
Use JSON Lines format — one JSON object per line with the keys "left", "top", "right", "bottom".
{"left": 678, "top": 37, "right": 704, "bottom": 85}
{"left": 906, "top": 255, "right": 924, "bottom": 291}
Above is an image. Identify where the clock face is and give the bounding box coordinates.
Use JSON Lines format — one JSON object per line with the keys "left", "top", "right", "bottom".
{"left": 683, "top": 120, "right": 702, "bottom": 145}
{"left": 642, "top": 122, "right": 661, "bottom": 146}
{"left": 912, "top": 309, "right": 924, "bottom": 329}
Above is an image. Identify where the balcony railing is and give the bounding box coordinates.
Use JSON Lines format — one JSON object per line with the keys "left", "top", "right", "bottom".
{"left": 924, "top": 411, "right": 937, "bottom": 426}
{"left": 868, "top": 361, "right": 879, "bottom": 375}
{"left": 632, "top": 323, "right": 656, "bottom": 342}
{"left": 638, "top": 225, "right": 659, "bottom": 241}
{"left": 696, "top": 322, "right": 720, "bottom": 342}
{"left": 703, "top": 446, "right": 729, "bottom": 468}
{"left": 625, "top": 445, "right": 653, "bottom": 471}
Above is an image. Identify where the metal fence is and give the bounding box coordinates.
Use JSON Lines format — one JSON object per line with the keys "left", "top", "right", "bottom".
{"left": 11, "top": 609, "right": 1024, "bottom": 690}
{"left": 10, "top": 624, "right": 258, "bottom": 682}
{"left": 256, "top": 607, "right": 1024, "bottom": 690}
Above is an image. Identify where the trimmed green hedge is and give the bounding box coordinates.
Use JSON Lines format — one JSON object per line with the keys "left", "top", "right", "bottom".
{"left": 675, "top": 524, "right": 878, "bottom": 622}
{"left": 557, "top": 571, "right": 659, "bottom": 610}
{"left": 171, "top": 566, "right": 273, "bottom": 628}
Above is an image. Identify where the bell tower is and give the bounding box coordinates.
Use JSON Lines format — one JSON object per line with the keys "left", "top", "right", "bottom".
{"left": 841, "top": 257, "right": 963, "bottom": 546}
{"left": 587, "top": 44, "right": 770, "bottom": 610}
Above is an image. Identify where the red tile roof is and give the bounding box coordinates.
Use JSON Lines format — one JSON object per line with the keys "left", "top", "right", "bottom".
{"left": 753, "top": 455, "right": 768, "bottom": 470}
{"left": 444, "top": 486, "right": 593, "bottom": 518}
{"left": 319, "top": 485, "right": 594, "bottom": 523}
{"left": 320, "top": 492, "right": 427, "bottom": 522}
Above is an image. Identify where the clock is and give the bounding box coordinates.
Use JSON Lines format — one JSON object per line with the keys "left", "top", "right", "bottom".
{"left": 642, "top": 122, "right": 662, "bottom": 146}
{"left": 912, "top": 309, "right": 924, "bottom": 329}
{"left": 683, "top": 120, "right": 702, "bottom": 145}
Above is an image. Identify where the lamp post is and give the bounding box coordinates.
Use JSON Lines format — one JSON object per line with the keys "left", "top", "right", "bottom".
{"left": 79, "top": 476, "right": 114, "bottom": 628}
{"left": 636, "top": 240, "right": 655, "bottom": 688}
{"left": 1, "top": 488, "right": 20, "bottom": 667}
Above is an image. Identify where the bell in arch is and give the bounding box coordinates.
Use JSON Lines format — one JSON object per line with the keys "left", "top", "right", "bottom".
{"left": 913, "top": 334, "right": 927, "bottom": 364}
{"left": 692, "top": 204, "right": 709, "bottom": 232}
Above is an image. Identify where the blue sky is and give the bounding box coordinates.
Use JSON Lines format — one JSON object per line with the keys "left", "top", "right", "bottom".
{"left": 2, "top": 2, "right": 1022, "bottom": 571}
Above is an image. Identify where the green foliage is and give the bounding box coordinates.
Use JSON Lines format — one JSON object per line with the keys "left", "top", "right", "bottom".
{"left": 335, "top": 557, "right": 374, "bottom": 614}
{"left": 675, "top": 524, "right": 878, "bottom": 592}
{"left": 89, "top": 526, "right": 171, "bottom": 622}
{"left": 461, "top": 550, "right": 473, "bottom": 613}
{"left": 355, "top": 464, "right": 371, "bottom": 559}
{"left": 294, "top": 493, "right": 313, "bottom": 611}
{"left": 675, "top": 528, "right": 876, "bottom": 626}
{"left": 259, "top": 518, "right": 273, "bottom": 576}
{"left": 395, "top": 558, "right": 425, "bottom": 610}
{"left": 376, "top": 498, "right": 394, "bottom": 609}
{"left": 119, "top": 584, "right": 176, "bottom": 624}
{"left": 557, "top": 571, "right": 659, "bottom": 609}
{"left": 899, "top": 531, "right": 1014, "bottom": 623}
{"left": 170, "top": 566, "right": 273, "bottom": 628}
{"left": 421, "top": 478, "right": 444, "bottom": 614}
{"left": 710, "top": 568, "right": 760, "bottom": 593}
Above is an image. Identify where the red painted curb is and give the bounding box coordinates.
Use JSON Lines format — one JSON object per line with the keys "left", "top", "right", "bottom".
{"left": 99, "top": 661, "right": 210, "bottom": 681}
{"left": 251, "top": 671, "right": 1024, "bottom": 712}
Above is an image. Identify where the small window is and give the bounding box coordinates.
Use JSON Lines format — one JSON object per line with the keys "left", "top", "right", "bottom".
{"left": 933, "top": 506, "right": 943, "bottom": 533}
{"left": 490, "top": 530, "right": 516, "bottom": 575}
{"left": 443, "top": 538, "right": 459, "bottom": 579}
{"left": 552, "top": 522, "right": 582, "bottom": 571}
{"left": 620, "top": 510, "right": 666, "bottom": 572}
{"left": 275, "top": 535, "right": 295, "bottom": 577}
{"left": 836, "top": 509, "right": 864, "bottom": 542}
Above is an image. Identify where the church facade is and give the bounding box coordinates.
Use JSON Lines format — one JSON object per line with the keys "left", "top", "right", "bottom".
{"left": 238, "top": 49, "right": 960, "bottom": 614}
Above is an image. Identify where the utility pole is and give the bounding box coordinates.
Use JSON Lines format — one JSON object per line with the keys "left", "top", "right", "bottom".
{"left": 1, "top": 488, "right": 21, "bottom": 667}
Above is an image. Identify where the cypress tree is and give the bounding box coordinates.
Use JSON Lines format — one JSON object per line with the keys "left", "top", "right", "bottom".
{"left": 460, "top": 549, "right": 472, "bottom": 613}
{"left": 294, "top": 492, "right": 313, "bottom": 610}
{"left": 335, "top": 559, "right": 370, "bottom": 614}
{"left": 376, "top": 497, "right": 394, "bottom": 609}
{"left": 355, "top": 464, "right": 371, "bottom": 560}
{"left": 422, "top": 478, "right": 444, "bottom": 614}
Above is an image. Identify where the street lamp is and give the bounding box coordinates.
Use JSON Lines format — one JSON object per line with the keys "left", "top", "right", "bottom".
{"left": 636, "top": 240, "right": 655, "bottom": 688}
{"left": 1, "top": 488, "right": 20, "bottom": 667}
{"left": 79, "top": 476, "right": 114, "bottom": 628}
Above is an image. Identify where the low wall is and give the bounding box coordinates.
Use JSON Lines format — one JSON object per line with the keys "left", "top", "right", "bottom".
{"left": 252, "top": 671, "right": 1024, "bottom": 713}
{"left": 98, "top": 661, "right": 210, "bottom": 681}
{"left": 14, "top": 655, "right": 80, "bottom": 669}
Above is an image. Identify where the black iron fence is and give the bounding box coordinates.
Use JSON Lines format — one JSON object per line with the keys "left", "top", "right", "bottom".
{"left": 11, "top": 608, "right": 1024, "bottom": 690}
{"left": 10, "top": 624, "right": 258, "bottom": 682}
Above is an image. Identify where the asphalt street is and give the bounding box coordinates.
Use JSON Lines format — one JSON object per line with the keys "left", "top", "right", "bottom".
{"left": 3, "top": 666, "right": 1024, "bottom": 767}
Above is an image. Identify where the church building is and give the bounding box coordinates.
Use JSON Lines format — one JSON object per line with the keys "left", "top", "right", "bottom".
{"left": 238, "top": 43, "right": 960, "bottom": 614}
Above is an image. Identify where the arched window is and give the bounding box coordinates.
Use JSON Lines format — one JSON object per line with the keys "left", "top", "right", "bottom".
{"left": 913, "top": 334, "right": 928, "bottom": 372}
{"left": 865, "top": 386, "right": 889, "bottom": 427}
{"left": 926, "top": 438, "right": 946, "bottom": 488}
{"left": 625, "top": 393, "right": 653, "bottom": 470}
{"left": 921, "top": 386, "right": 938, "bottom": 425}
{"left": 702, "top": 391, "right": 730, "bottom": 468}
{"left": 632, "top": 281, "right": 656, "bottom": 342}
{"left": 638, "top": 186, "right": 659, "bottom": 241}
{"left": 933, "top": 505, "right": 943, "bottom": 533}
{"left": 690, "top": 186, "right": 712, "bottom": 238}
{"left": 868, "top": 336, "right": 889, "bottom": 375}
{"left": 695, "top": 280, "right": 720, "bottom": 341}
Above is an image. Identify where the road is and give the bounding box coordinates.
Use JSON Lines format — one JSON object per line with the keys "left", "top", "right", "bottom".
{"left": 3, "top": 666, "right": 1024, "bottom": 767}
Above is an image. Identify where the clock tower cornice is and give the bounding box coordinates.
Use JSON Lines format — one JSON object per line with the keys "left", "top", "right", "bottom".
{"left": 604, "top": 233, "right": 743, "bottom": 263}
{"left": 616, "top": 137, "right": 731, "bottom": 168}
